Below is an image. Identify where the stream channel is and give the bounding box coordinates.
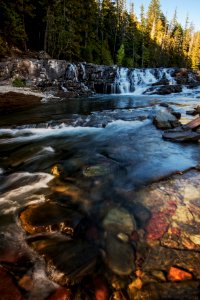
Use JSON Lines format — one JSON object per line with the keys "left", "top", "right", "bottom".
{"left": 0, "top": 91, "right": 200, "bottom": 299}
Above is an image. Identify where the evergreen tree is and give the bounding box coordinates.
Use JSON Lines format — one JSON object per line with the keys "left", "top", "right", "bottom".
{"left": 0, "top": 0, "right": 199, "bottom": 69}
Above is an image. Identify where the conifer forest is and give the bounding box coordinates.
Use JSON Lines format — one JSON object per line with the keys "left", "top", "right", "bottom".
{"left": 0, "top": 0, "right": 200, "bottom": 69}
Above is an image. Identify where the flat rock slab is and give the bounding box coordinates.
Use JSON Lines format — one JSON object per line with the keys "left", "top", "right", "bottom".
{"left": 163, "top": 129, "right": 200, "bottom": 142}
{"left": 0, "top": 91, "right": 42, "bottom": 111}
{"left": 135, "top": 170, "right": 200, "bottom": 253}
{"left": 133, "top": 281, "right": 199, "bottom": 300}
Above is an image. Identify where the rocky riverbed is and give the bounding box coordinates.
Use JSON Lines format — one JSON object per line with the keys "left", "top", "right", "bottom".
{"left": 0, "top": 60, "right": 200, "bottom": 299}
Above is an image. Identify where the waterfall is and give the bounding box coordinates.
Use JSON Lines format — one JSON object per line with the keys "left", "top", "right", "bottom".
{"left": 80, "top": 63, "right": 86, "bottom": 80}
{"left": 114, "top": 68, "right": 131, "bottom": 94}
{"left": 162, "top": 68, "right": 176, "bottom": 85}
{"left": 65, "top": 63, "right": 78, "bottom": 81}
{"left": 113, "top": 67, "right": 177, "bottom": 95}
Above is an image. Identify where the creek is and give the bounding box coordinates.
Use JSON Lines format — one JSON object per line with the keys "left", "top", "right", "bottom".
{"left": 0, "top": 90, "right": 200, "bottom": 299}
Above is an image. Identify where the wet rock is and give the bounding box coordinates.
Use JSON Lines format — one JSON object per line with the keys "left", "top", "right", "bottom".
{"left": 20, "top": 202, "right": 84, "bottom": 235}
{"left": 93, "top": 276, "right": 110, "bottom": 300}
{"left": 30, "top": 238, "right": 99, "bottom": 286}
{"left": 105, "top": 233, "right": 135, "bottom": 276}
{"left": 46, "top": 287, "right": 72, "bottom": 300}
{"left": 0, "top": 92, "right": 42, "bottom": 112}
{"left": 149, "top": 85, "right": 182, "bottom": 95}
{"left": 102, "top": 207, "right": 136, "bottom": 235}
{"left": 0, "top": 233, "right": 27, "bottom": 263}
{"left": 133, "top": 281, "right": 199, "bottom": 300}
{"left": 83, "top": 165, "right": 111, "bottom": 177}
{"left": 146, "top": 211, "right": 170, "bottom": 241}
{"left": 153, "top": 110, "right": 181, "bottom": 129}
{"left": 167, "top": 266, "right": 193, "bottom": 282}
{"left": 0, "top": 267, "right": 23, "bottom": 300}
{"left": 110, "top": 290, "right": 127, "bottom": 300}
{"left": 163, "top": 128, "right": 200, "bottom": 142}
{"left": 82, "top": 159, "right": 126, "bottom": 178}
{"left": 18, "top": 274, "right": 34, "bottom": 291}
{"left": 150, "top": 270, "right": 166, "bottom": 282}
{"left": 126, "top": 202, "right": 151, "bottom": 229}
{"left": 128, "top": 277, "right": 143, "bottom": 291}
{"left": 142, "top": 246, "right": 200, "bottom": 280}
{"left": 171, "top": 111, "right": 181, "bottom": 119}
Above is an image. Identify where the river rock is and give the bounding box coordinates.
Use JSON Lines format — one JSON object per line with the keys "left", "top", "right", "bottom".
{"left": 93, "top": 276, "right": 110, "bottom": 300}
{"left": 102, "top": 207, "right": 136, "bottom": 235}
{"left": 163, "top": 128, "right": 200, "bottom": 142}
{"left": 30, "top": 238, "right": 99, "bottom": 285}
{"left": 110, "top": 290, "right": 127, "bottom": 300}
{"left": 167, "top": 266, "right": 193, "bottom": 282}
{"left": 133, "top": 281, "right": 199, "bottom": 300}
{"left": 104, "top": 232, "right": 135, "bottom": 276}
{"left": 186, "top": 105, "right": 200, "bottom": 116}
{"left": 0, "top": 267, "right": 23, "bottom": 300}
{"left": 20, "top": 202, "right": 84, "bottom": 235}
{"left": 46, "top": 287, "right": 72, "bottom": 300}
{"left": 153, "top": 110, "right": 181, "bottom": 129}
{"left": 0, "top": 91, "right": 42, "bottom": 112}
{"left": 152, "top": 85, "right": 182, "bottom": 95}
{"left": 142, "top": 246, "right": 200, "bottom": 280}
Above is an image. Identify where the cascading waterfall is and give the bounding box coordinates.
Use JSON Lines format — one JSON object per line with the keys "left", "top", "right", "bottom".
{"left": 60, "top": 63, "right": 199, "bottom": 95}
{"left": 65, "top": 63, "right": 78, "bottom": 81}
{"left": 114, "top": 68, "right": 131, "bottom": 94}
{"left": 113, "top": 67, "right": 177, "bottom": 95}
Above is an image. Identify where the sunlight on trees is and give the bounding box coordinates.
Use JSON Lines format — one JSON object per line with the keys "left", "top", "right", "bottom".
{"left": 0, "top": 0, "right": 200, "bottom": 69}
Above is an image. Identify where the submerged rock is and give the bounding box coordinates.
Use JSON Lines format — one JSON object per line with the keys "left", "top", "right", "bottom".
{"left": 46, "top": 287, "right": 72, "bottom": 300}
{"left": 20, "top": 202, "right": 84, "bottom": 235}
{"left": 167, "top": 266, "right": 193, "bottom": 282}
{"left": 163, "top": 128, "right": 200, "bottom": 142}
{"left": 0, "top": 267, "right": 23, "bottom": 300}
{"left": 30, "top": 238, "right": 99, "bottom": 285}
{"left": 104, "top": 233, "right": 135, "bottom": 276}
{"left": 133, "top": 281, "right": 199, "bottom": 300}
{"left": 102, "top": 207, "right": 136, "bottom": 235}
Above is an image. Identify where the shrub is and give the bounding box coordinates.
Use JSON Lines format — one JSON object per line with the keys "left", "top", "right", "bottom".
{"left": 12, "top": 78, "right": 26, "bottom": 87}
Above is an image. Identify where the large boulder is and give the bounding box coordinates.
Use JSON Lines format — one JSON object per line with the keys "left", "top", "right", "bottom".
{"left": 153, "top": 110, "right": 181, "bottom": 129}
{"left": 155, "top": 85, "right": 182, "bottom": 95}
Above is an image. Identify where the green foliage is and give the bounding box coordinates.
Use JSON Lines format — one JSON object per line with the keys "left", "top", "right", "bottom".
{"left": 0, "top": 0, "right": 200, "bottom": 69}
{"left": 12, "top": 78, "right": 26, "bottom": 87}
{"left": 101, "top": 41, "right": 113, "bottom": 65}
{"left": 0, "top": 37, "right": 8, "bottom": 57}
{"left": 117, "top": 44, "right": 125, "bottom": 66}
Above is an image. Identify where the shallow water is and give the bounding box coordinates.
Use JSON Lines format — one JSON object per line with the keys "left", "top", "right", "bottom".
{"left": 0, "top": 92, "right": 200, "bottom": 299}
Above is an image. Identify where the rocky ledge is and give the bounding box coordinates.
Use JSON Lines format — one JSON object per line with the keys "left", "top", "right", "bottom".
{"left": 1, "top": 58, "right": 200, "bottom": 102}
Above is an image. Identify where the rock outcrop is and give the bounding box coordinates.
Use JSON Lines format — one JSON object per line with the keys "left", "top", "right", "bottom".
{"left": 1, "top": 59, "right": 200, "bottom": 98}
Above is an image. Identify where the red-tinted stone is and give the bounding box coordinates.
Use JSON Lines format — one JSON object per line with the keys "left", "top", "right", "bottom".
{"left": 93, "top": 276, "right": 110, "bottom": 300}
{"left": 46, "top": 287, "right": 71, "bottom": 300}
{"left": 146, "top": 212, "right": 169, "bottom": 241}
{"left": 0, "top": 267, "right": 23, "bottom": 300}
{"left": 168, "top": 266, "right": 193, "bottom": 282}
{"left": 170, "top": 227, "right": 181, "bottom": 236}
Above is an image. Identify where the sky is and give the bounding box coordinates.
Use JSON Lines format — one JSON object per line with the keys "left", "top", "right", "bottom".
{"left": 126, "top": 0, "right": 200, "bottom": 30}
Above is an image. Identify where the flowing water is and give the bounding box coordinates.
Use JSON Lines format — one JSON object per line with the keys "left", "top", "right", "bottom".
{"left": 0, "top": 88, "right": 200, "bottom": 298}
